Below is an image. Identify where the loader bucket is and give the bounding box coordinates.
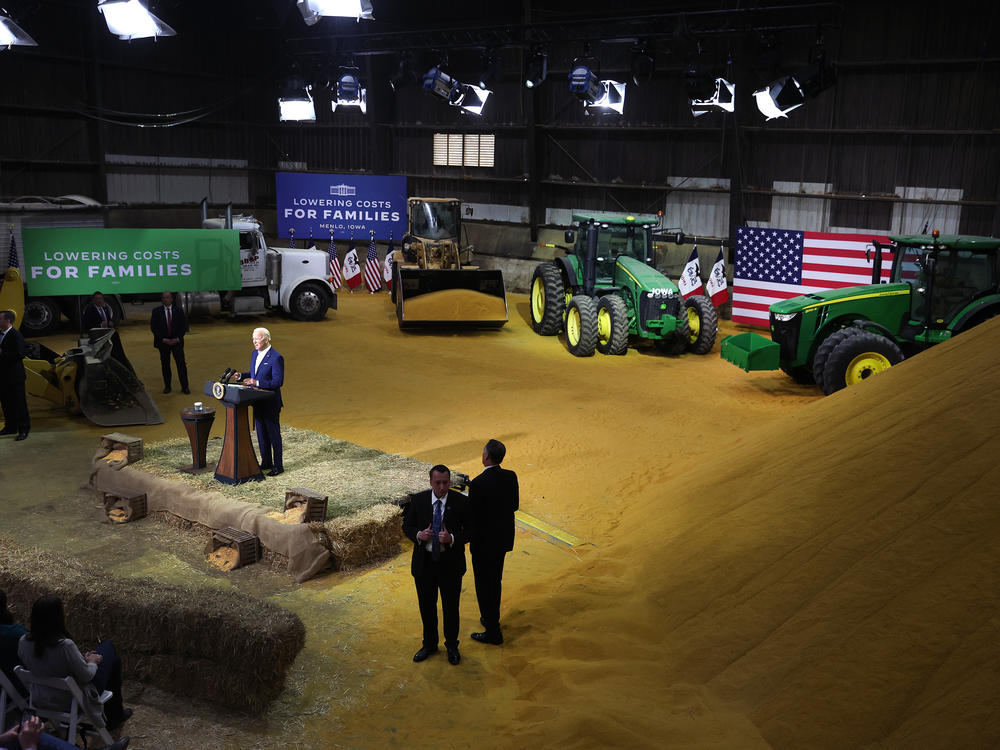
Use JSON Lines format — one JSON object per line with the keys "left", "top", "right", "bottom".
{"left": 68, "top": 329, "right": 163, "bottom": 426}
{"left": 720, "top": 332, "right": 781, "bottom": 372}
{"left": 396, "top": 268, "right": 508, "bottom": 329}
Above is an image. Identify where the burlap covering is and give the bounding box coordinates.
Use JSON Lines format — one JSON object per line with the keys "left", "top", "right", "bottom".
{"left": 90, "top": 447, "right": 331, "bottom": 582}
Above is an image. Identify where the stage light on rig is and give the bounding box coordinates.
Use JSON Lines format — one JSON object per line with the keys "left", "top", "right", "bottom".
{"left": 423, "top": 66, "right": 458, "bottom": 101}
{"left": 524, "top": 48, "right": 547, "bottom": 89}
{"left": 423, "top": 66, "right": 491, "bottom": 115}
{"left": 278, "top": 76, "right": 315, "bottom": 122}
{"left": 754, "top": 47, "right": 836, "bottom": 120}
{"left": 97, "top": 0, "right": 176, "bottom": 40}
{"left": 690, "top": 77, "right": 735, "bottom": 117}
{"left": 630, "top": 40, "right": 655, "bottom": 86}
{"left": 0, "top": 13, "right": 37, "bottom": 48}
{"left": 332, "top": 68, "right": 366, "bottom": 114}
{"left": 569, "top": 65, "right": 626, "bottom": 116}
{"left": 296, "top": 0, "right": 373, "bottom": 24}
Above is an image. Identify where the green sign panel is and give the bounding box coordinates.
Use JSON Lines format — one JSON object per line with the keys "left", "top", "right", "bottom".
{"left": 22, "top": 228, "right": 242, "bottom": 295}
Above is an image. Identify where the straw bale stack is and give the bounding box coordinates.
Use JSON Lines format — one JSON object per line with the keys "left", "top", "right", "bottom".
{"left": 325, "top": 504, "right": 404, "bottom": 570}
{"left": 0, "top": 537, "right": 305, "bottom": 713}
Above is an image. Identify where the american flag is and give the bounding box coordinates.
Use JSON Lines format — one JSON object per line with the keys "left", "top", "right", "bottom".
{"left": 363, "top": 233, "right": 382, "bottom": 292}
{"left": 382, "top": 236, "right": 395, "bottom": 291}
{"left": 732, "top": 227, "right": 890, "bottom": 326}
{"left": 327, "top": 235, "right": 341, "bottom": 288}
{"left": 7, "top": 230, "right": 18, "bottom": 270}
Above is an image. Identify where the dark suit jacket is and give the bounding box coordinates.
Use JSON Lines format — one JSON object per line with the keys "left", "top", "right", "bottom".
{"left": 469, "top": 465, "right": 519, "bottom": 553}
{"left": 403, "top": 489, "right": 472, "bottom": 577}
{"left": 243, "top": 347, "right": 284, "bottom": 417}
{"left": 150, "top": 304, "right": 188, "bottom": 348}
{"left": 81, "top": 303, "right": 114, "bottom": 330}
{"left": 0, "top": 325, "right": 27, "bottom": 383}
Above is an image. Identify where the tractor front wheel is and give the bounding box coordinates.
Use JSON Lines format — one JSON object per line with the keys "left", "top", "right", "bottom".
{"left": 812, "top": 328, "right": 858, "bottom": 393}
{"left": 821, "top": 329, "right": 904, "bottom": 395}
{"left": 565, "top": 295, "right": 598, "bottom": 357}
{"left": 530, "top": 263, "right": 566, "bottom": 335}
{"left": 685, "top": 296, "right": 718, "bottom": 354}
{"left": 596, "top": 295, "right": 629, "bottom": 355}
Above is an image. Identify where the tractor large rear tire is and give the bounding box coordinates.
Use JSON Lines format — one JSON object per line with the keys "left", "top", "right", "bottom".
{"left": 596, "top": 295, "right": 629, "bottom": 355}
{"left": 685, "top": 296, "right": 718, "bottom": 354}
{"left": 565, "top": 295, "right": 598, "bottom": 357}
{"left": 811, "top": 328, "right": 856, "bottom": 393}
{"left": 821, "top": 329, "right": 904, "bottom": 395}
{"left": 530, "top": 263, "right": 566, "bottom": 335}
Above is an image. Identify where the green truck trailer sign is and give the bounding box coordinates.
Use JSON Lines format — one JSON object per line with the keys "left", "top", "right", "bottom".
{"left": 21, "top": 228, "right": 242, "bottom": 295}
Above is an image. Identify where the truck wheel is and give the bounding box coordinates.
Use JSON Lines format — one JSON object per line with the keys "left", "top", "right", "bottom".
{"left": 596, "top": 295, "right": 629, "bottom": 355}
{"left": 565, "top": 295, "right": 598, "bottom": 357}
{"left": 22, "top": 297, "right": 61, "bottom": 336}
{"left": 822, "top": 329, "right": 904, "bottom": 395}
{"left": 811, "top": 328, "right": 856, "bottom": 393}
{"left": 530, "top": 263, "right": 566, "bottom": 335}
{"left": 685, "top": 296, "right": 718, "bottom": 354}
{"left": 289, "top": 282, "right": 329, "bottom": 321}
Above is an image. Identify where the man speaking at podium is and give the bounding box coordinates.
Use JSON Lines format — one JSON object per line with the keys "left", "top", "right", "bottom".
{"left": 235, "top": 327, "right": 284, "bottom": 476}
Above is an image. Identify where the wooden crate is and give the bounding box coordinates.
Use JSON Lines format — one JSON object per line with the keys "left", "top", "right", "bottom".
{"left": 102, "top": 491, "right": 147, "bottom": 523}
{"left": 100, "top": 432, "right": 143, "bottom": 464}
{"left": 285, "top": 487, "right": 328, "bottom": 523}
{"left": 207, "top": 527, "right": 260, "bottom": 569}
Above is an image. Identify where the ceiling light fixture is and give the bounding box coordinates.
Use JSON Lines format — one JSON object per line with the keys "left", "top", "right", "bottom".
{"left": 332, "top": 69, "right": 367, "bottom": 114}
{"left": 97, "top": 0, "right": 176, "bottom": 41}
{"left": 524, "top": 48, "right": 547, "bottom": 89}
{"left": 0, "top": 13, "right": 37, "bottom": 48}
{"left": 296, "top": 0, "right": 373, "bottom": 24}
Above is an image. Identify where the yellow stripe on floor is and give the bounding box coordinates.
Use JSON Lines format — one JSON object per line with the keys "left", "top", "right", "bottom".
{"left": 515, "top": 510, "right": 584, "bottom": 547}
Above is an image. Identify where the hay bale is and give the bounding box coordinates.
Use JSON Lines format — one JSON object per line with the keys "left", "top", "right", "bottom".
{"left": 0, "top": 536, "right": 305, "bottom": 714}
{"left": 326, "top": 504, "right": 404, "bottom": 570}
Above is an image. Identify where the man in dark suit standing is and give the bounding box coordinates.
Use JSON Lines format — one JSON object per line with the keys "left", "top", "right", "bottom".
{"left": 81, "top": 291, "right": 115, "bottom": 330}
{"left": 403, "top": 465, "right": 472, "bottom": 665}
{"left": 150, "top": 291, "right": 189, "bottom": 394}
{"left": 0, "top": 310, "right": 30, "bottom": 441}
{"left": 236, "top": 327, "right": 284, "bottom": 476}
{"left": 469, "top": 439, "right": 519, "bottom": 645}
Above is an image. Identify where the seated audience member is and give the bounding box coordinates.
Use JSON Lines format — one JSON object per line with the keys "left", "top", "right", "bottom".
{"left": 16, "top": 596, "right": 132, "bottom": 732}
{"left": 0, "top": 714, "right": 129, "bottom": 750}
{"left": 0, "top": 590, "right": 27, "bottom": 697}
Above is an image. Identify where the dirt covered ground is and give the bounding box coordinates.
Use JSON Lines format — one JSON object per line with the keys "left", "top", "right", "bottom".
{"left": 2, "top": 292, "right": 997, "bottom": 749}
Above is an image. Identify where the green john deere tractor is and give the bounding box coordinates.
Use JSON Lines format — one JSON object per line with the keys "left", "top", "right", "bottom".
{"left": 530, "top": 213, "right": 718, "bottom": 357}
{"left": 721, "top": 232, "right": 1000, "bottom": 394}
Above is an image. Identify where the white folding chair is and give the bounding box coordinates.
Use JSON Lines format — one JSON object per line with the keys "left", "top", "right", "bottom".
{"left": 0, "top": 668, "right": 29, "bottom": 731}
{"left": 13, "top": 665, "right": 115, "bottom": 747}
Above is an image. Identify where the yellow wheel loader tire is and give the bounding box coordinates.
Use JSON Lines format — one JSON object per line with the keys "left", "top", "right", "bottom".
{"left": 565, "top": 295, "right": 598, "bottom": 357}
{"left": 821, "top": 328, "right": 904, "bottom": 395}
{"left": 530, "top": 263, "right": 566, "bottom": 335}
{"left": 596, "top": 295, "right": 629, "bottom": 355}
{"left": 685, "top": 296, "right": 718, "bottom": 355}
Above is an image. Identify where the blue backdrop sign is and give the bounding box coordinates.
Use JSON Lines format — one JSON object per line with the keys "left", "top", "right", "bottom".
{"left": 276, "top": 172, "right": 407, "bottom": 242}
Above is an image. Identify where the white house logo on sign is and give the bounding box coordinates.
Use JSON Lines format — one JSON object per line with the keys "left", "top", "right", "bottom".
{"left": 330, "top": 184, "right": 356, "bottom": 196}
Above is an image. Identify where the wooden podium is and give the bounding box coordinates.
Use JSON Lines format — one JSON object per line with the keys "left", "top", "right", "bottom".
{"left": 204, "top": 381, "right": 275, "bottom": 485}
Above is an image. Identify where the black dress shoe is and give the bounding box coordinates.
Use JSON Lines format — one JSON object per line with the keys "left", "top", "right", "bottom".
{"left": 182, "top": 387, "right": 191, "bottom": 394}
{"left": 446, "top": 645, "right": 461, "bottom": 665}
{"left": 15, "top": 433, "right": 28, "bottom": 441}
{"left": 103, "top": 737, "right": 130, "bottom": 750}
{"left": 267, "top": 468, "right": 283, "bottom": 477}
{"left": 106, "top": 707, "right": 133, "bottom": 731}
{"left": 471, "top": 631, "right": 503, "bottom": 645}
{"left": 413, "top": 646, "right": 438, "bottom": 662}
{"left": 162, "top": 386, "right": 171, "bottom": 394}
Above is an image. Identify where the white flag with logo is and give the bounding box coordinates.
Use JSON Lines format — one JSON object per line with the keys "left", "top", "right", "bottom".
{"left": 706, "top": 249, "right": 729, "bottom": 306}
{"left": 678, "top": 247, "right": 703, "bottom": 299}
{"left": 342, "top": 241, "right": 363, "bottom": 290}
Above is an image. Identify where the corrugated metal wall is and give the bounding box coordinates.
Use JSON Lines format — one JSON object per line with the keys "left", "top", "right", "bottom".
{"left": 0, "top": 0, "right": 996, "bottom": 239}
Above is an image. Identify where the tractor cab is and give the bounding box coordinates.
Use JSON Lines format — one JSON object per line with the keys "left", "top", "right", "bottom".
{"left": 569, "top": 212, "right": 659, "bottom": 291}
{"left": 880, "top": 233, "right": 1000, "bottom": 340}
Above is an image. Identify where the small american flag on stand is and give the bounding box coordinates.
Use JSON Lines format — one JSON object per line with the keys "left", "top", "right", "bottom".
{"left": 7, "top": 228, "right": 18, "bottom": 270}
{"left": 732, "top": 227, "right": 890, "bottom": 326}
{"left": 327, "top": 233, "right": 342, "bottom": 289}
{"left": 364, "top": 232, "right": 382, "bottom": 293}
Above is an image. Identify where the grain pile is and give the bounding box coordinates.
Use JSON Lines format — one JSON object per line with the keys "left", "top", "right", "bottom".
{"left": 401, "top": 288, "right": 508, "bottom": 322}
{"left": 206, "top": 546, "right": 240, "bottom": 570}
